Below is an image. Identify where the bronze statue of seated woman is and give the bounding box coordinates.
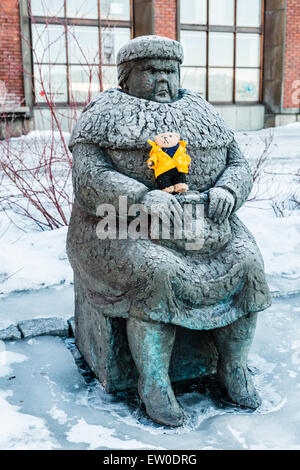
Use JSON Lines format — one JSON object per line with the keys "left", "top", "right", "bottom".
{"left": 67, "top": 35, "right": 271, "bottom": 427}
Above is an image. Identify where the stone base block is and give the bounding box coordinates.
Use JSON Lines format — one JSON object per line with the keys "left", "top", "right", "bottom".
{"left": 74, "top": 278, "right": 218, "bottom": 393}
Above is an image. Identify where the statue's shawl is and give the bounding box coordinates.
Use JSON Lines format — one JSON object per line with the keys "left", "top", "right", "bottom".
{"left": 69, "top": 88, "right": 234, "bottom": 151}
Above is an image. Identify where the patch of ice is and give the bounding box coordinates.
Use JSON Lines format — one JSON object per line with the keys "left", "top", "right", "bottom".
{"left": 228, "top": 424, "right": 248, "bottom": 449}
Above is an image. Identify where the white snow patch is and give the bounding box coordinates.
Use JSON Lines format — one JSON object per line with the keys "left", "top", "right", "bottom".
{"left": 0, "top": 224, "right": 72, "bottom": 295}
{"left": 0, "top": 390, "right": 58, "bottom": 450}
{"left": 48, "top": 406, "right": 68, "bottom": 424}
{"left": 11, "top": 130, "right": 70, "bottom": 142}
{"left": 66, "top": 418, "right": 160, "bottom": 450}
{"left": 238, "top": 208, "right": 300, "bottom": 294}
{"left": 285, "top": 122, "right": 300, "bottom": 129}
{"left": 0, "top": 350, "right": 27, "bottom": 378}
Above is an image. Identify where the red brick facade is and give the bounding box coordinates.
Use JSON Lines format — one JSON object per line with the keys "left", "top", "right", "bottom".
{"left": 0, "top": 0, "right": 24, "bottom": 107}
{"left": 283, "top": 0, "right": 300, "bottom": 108}
{"left": 153, "top": 0, "right": 177, "bottom": 39}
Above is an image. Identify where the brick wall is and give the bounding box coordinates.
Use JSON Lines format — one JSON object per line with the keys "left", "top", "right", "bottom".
{"left": 0, "top": 0, "right": 24, "bottom": 107}
{"left": 283, "top": 0, "right": 300, "bottom": 108}
{"left": 153, "top": 0, "right": 177, "bottom": 39}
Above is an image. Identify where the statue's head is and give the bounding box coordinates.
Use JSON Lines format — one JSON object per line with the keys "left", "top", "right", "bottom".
{"left": 117, "top": 35, "right": 183, "bottom": 103}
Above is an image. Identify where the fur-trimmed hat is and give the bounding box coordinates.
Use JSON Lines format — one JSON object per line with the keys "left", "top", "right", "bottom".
{"left": 116, "top": 35, "right": 184, "bottom": 65}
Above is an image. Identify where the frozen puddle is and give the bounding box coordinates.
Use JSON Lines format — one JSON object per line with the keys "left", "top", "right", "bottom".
{"left": 0, "top": 295, "right": 299, "bottom": 450}
{"left": 0, "top": 286, "right": 74, "bottom": 329}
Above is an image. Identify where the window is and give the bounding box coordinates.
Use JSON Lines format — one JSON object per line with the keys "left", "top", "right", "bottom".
{"left": 179, "top": 0, "right": 263, "bottom": 103}
{"left": 30, "top": 0, "right": 132, "bottom": 104}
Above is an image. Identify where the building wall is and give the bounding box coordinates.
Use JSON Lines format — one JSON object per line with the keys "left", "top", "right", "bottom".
{"left": 153, "top": 0, "right": 177, "bottom": 39}
{"left": 263, "top": 0, "right": 286, "bottom": 117}
{"left": 0, "top": 0, "right": 299, "bottom": 134}
{"left": 283, "top": 0, "right": 300, "bottom": 109}
{"left": 0, "top": 0, "right": 24, "bottom": 107}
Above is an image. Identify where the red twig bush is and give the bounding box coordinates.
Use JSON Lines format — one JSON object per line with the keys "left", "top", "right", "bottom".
{"left": 0, "top": 126, "right": 73, "bottom": 230}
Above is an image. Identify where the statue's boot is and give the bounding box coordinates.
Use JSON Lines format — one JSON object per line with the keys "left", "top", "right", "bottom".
{"left": 211, "top": 312, "right": 262, "bottom": 409}
{"left": 127, "top": 317, "right": 184, "bottom": 427}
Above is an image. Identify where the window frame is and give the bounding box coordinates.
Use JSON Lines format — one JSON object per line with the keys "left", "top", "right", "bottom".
{"left": 178, "top": 0, "right": 265, "bottom": 104}
{"left": 29, "top": 0, "right": 134, "bottom": 106}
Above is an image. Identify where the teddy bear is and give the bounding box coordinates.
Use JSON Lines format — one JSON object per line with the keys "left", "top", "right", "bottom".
{"left": 147, "top": 132, "right": 191, "bottom": 193}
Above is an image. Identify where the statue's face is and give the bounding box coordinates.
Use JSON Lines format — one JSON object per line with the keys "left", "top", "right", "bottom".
{"left": 124, "top": 59, "right": 180, "bottom": 103}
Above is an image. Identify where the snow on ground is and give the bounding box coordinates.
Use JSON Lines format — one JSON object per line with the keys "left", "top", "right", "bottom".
{"left": 0, "top": 225, "right": 72, "bottom": 295}
{"left": 236, "top": 123, "right": 300, "bottom": 295}
{"left": 0, "top": 130, "right": 72, "bottom": 295}
{"left": 0, "top": 390, "right": 58, "bottom": 450}
{"left": 238, "top": 208, "right": 300, "bottom": 295}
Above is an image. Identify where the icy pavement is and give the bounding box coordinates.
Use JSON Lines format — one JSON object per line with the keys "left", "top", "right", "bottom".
{"left": 0, "top": 285, "right": 74, "bottom": 330}
{"left": 0, "top": 294, "right": 299, "bottom": 450}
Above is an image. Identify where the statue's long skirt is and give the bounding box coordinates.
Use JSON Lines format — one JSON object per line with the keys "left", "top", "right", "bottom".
{"left": 67, "top": 203, "right": 271, "bottom": 330}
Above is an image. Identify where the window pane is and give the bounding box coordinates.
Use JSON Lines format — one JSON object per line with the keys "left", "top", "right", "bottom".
{"left": 101, "top": 0, "right": 130, "bottom": 21}
{"left": 208, "top": 68, "right": 233, "bottom": 101}
{"left": 237, "top": 0, "right": 261, "bottom": 27}
{"left": 102, "top": 66, "right": 118, "bottom": 90}
{"left": 67, "top": 0, "right": 98, "bottom": 19}
{"left": 236, "top": 68, "right": 260, "bottom": 101}
{"left": 209, "top": 33, "right": 234, "bottom": 67}
{"left": 30, "top": 0, "right": 64, "bottom": 17}
{"left": 31, "top": 24, "right": 66, "bottom": 64}
{"left": 209, "top": 0, "right": 234, "bottom": 26}
{"left": 236, "top": 34, "right": 260, "bottom": 67}
{"left": 180, "top": 0, "right": 207, "bottom": 25}
{"left": 34, "top": 64, "right": 67, "bottom": 103}
{"left": 68, "top": 26, "right": 99, "bottom": 64}
{"left": 69, "top": 65, "right": 100, "bottom": 102}
{"left": 181, "top": 31, "right": 206, "bottom": 66}
{"left": 101, "top": 27, "right": 131, "bottom": 64}
{"left": 181, "top": 67, "right": 206, "bottom": 96}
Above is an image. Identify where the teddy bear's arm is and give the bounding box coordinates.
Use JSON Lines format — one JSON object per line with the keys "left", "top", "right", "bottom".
{"left": 147, "top": 154, "right": 158, "bottom": 169}
{"left": 72, "top": 143, "right": 149, "bottom": 216}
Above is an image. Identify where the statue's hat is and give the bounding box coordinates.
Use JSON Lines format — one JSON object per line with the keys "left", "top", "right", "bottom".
{"left": 116, "top": 35, "right": 184, "bottom": 65}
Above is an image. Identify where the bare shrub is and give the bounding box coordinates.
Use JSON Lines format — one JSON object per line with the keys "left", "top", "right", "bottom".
{"left": 0, "top": 130, "right": 72, "bottom": 230}
{"left": 238, "top": 129, "right": 300, "bottom": 217}
{"left": 0, "top": 2, "right": 116, "bottom": 230}
{"left": 238, "top": 129, "right": 277, "bottom": 204}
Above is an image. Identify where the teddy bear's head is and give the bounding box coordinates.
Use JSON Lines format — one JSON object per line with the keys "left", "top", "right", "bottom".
{"left": 155, "top": 132, "right": 180, "bottom": 148}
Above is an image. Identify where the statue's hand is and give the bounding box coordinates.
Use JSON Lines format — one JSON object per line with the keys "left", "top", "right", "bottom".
{"left": 141, "top": 190, "right": 183, "bottom": 224}
{"left": 174, "top": 190, "right": 208, "bottom": 205}
{"left": 208, "top": 187, "right": 235, "bottom": 224}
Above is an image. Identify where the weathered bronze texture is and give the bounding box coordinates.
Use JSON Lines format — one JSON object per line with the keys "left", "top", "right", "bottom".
{"left": 67, "top": 36, "right": 271, "bottom": 427}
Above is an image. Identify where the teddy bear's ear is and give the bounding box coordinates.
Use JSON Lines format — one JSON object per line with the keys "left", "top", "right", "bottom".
{"left": 175, "top": 133, "right": 180, "bottom": 139}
